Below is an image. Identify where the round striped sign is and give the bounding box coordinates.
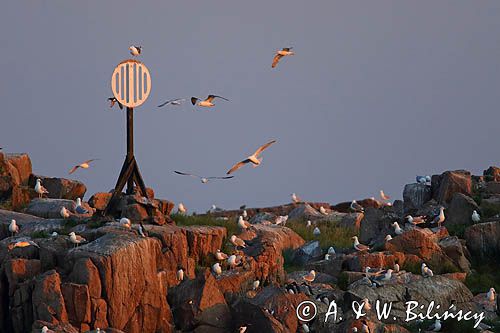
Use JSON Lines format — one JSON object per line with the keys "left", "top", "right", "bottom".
{"left": 111, "top": 59, "right": 151, "bottom": 108}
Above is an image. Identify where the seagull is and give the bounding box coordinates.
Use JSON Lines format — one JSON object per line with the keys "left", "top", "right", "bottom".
{"left": 350, "top": 200, "right": 364, "bottom": 213}
{"left": 313, "top": 227, "right": 321, "bottom": 237}
{"left": 238, "top": 216, "right": 251, "bottom": 230}
{"left": 427, "top": 319, "right": 441, "bottom": 332}
{"left": 365, "top": 266, "right": 384, "bottom": 276}
{"left": 380, "top": 190, "right": 390, "bottom": 201}
{"left": 302, "top": 323, "right": 310, "bottom": 333}
{"left": 238, "top": 326, "right": 247, "bottom": 333}
{"left": 138, "top": 223, "right": 146, "bottom": 237}
{"left": 227, "top": 140, "right": 277, "bottom": 174}
{"left": 272, "top": 47, "right": 294, "bottom": 68}
{"left": 416, "top": 175, "right": 428, "bottom": 184}
{"left": 51, "top": 231, "right": 58, "bottom": 237}
{"left": 324, "top": 254, "right": 331, "bottom": 260}
{"left": 275, "top": 215, "right": 288, "bottom": 225}
{"left": 230, "top": 235, "right": 246, "bottom": 249}
{"left": 373, "top": 269, "right": 393, "bottom": 282}
{"left": 406, "top": 215, "right": 426, "bottom": 226}
{"left": 432, "top": 207, "right": 445, "bottom": 228}
{"left": 306, "top": 220, "right": 312, "bottom": 227}
{"left": 421, "top": 263, "right": 434, "bottom": 277}
{"left": 108, "top": 97, "right": 123, "bottom": 110}
{"left": 303, "top": 270, "right": 316, "bottom": 283}
{"left": 9, "top": 219, "right": 19, "bottom": 236}
{"left": 190, "top": 95, "right": 229, "bottom": 107}
{"left": 227, "top": 254, "right": 241, "bottom": 268}
{"left": 352, "top": 236, "right": 370, "bottom": 251}
{"left": 177, "top": 203, "right": 187, "bottom": 214}
{"left": 120, "top": 217, "right": 131, "bottom": 229}
{"left": 35, "top": 179, "right": 49, "bottom": 198}
{"left": 291, "top": 193, "right": 302, "bottom": 204}
{"left": 392, "top": 222, "right": 403, "bottom": 235}
{"left": 319, "top": 206, "right": 328, "bottom": 215}
{"left": 394, "top": 263, "right": 400, "bottom": 273}
{"left": 487, "top": 288, "right": 496, "bottom": 302}
{"left": 253, "top": 280, "right": 260, "bottom": 290}
{"left": 242, "top": 209, "right": 248, "bottom": 218}
{"left": 472, "top": 210, "right": 481, "bottom": 223}
{"left": 385, "top": 235, "right": 393, "bottom": 242}
{"left": 174, "top": 171, "right": 234, "bottom": 184}
{"left": 129, "top": 45, "right": 142, "bottom": 57}
{"left": 352, "top": 328, "right": 358, "bottom": 333}
{"left": 69, "top": 232, "right": 86, "bottom": 247}
{"left": 158, "top": 98, "right": 186, "bottom": 107}
{"left": 212, "top": 262, "right": 222, "bottom": 276}
{"left": 327, "top": 246, "right": 336, "bottom": 255}
{"left": 215, "top": 249, "right": 229, "bottom": 261}
{"left": 75, "top": 198, "right": 89, "bottom": 214}
{"left": 177, "top": 268, "right": 184, "bottom": 281}
{"left": 41, "top": 327, "right": 52, "bottom": 333}
{"left": 60, "top": 206, "right": 70, "bottom": 219}
{"left": 7, "top": 239, "right": 40, "bottom": 251}
{"left": 69, "top": 159, "right": 98, "bottom": 175}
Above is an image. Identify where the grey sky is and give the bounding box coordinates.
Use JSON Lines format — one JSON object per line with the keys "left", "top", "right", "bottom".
{"left": 1, "top": 1, "right": 500, "bottom": 212}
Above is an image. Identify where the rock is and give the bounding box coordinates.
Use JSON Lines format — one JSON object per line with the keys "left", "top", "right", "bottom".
{"left": 306, "top": 254, "right": 347, "bottom": 280}
{"left": 484, "top": 166, "right": 500, "bottom": 182}
{"left": 446, "top": 193, "right": 479, "bottom": 228}
{"left": 249, "top": 212, "right": 276, "bottom": 224}
{"left": 5, "top": 259, "right": 41, "bottom": 296}
{"left": 338, "top": 212, "right": 364, "bottom": 230}
{"left": 155, "top": 198, "right": 175, "bottom": 216}
{"left": 432, "top": 170, "right": 472, "bottom": 204}
{"left": 5, "top": 154, "right": 32, "bottom": 186}
{"left": 11, "top": 185, "right": 35, "bottom": 210}
{"left": 359, "top": 208, "right": 400, "bottom": 244}
{"left": 438, "top": 236, "right": 471, "bottom": 272}
{"left": 88, "top": 192, "right": 112, "bottom": 211}
{"left": 32, "top": 270, "right": 68, "bottom": 325}
{"left": 180, "top": 226, "right": 227, "bottom": 263}
{"left": 61, "top": 283, "right": 91, "bottom": 328}
{"left": 287, "top": 204, "right": 322, "bottom": 220}
{"left": 464, "top": 221, "right": 500, "bottom": 259}
{"left": 25, "top": 199, "right": 77, "bottom": 219}
{"left": 28, "top": 175, "right": 86, "bottom": 200}
{"left": 121, "top": 203, "right": 149, "bottom": 221}
{"left": 403, "top": 183, "right": 432, "bottom": 213}
{"left": 291, "top": 240, "right": 323, "bottom": 266}
{"left": 485, "top": 182, "right": 500, "bottom": 195}
{"left": 345, "top": 251, "right": 406, "bottom": 273}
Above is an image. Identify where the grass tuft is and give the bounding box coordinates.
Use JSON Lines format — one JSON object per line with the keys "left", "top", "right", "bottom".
{"left": 285, "top": 219, "right": 354, "bottom": 250}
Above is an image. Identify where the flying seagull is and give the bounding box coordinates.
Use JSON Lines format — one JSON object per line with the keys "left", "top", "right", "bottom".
{"left": 191, "top": 95, "right": 229, "bottom": 107}
{"left": 158, "top": 98, "right": 186, "bottom": 107}
{"left": 226, "top": 140, "right": 277, "bottom": 174}
{"left": 129, "top": 45, "right": 142, "bottom": 57}
{"left": 108, "top": 97, "right": 123, "bottom": 110}
{"left": 173, "top": 171, "right": 234, "bottom": 184}
{"left": 69, "top": 159, "right": 98, "bottom": 175}
{"left": 379, "top": 190, "right": 390, "bottom": 201}
{"left": 272, "top": 47, "right": 295, "bottom": 68}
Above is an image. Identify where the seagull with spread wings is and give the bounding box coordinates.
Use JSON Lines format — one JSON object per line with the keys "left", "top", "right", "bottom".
{"left": 191, "top": 95, "right": 229, "bottom": 107}
{"left": 158, "top": 98, "right": 186, "bottom": 107}
{"left": 108, "top": 97, "right": 123, "bottom": 110}
{"left": 272, "top": 47, "right": 294, "bottom": 68}
{"left": 69, "top": 159, "right": 98, "bottom": 175}
{"left": 174, "top": 171, "right": 234, "bottom": 184}
{"left": 227, "top": 140, "right": 277, "bottom": 175}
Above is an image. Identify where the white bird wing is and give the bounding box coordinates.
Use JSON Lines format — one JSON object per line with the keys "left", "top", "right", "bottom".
{"left": 253, "top": 140, "right": 277, "bottom": 157}
{"left": 174, "top": 171, "right": 202, "bottom": 179}
{"left": 272, "top": 54, "right": 284, "bottom": 68}
{"left": 226, "top": 159, "right": 251, "bottom": 175}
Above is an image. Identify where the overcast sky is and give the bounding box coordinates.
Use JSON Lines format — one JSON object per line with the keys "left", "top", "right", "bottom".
{"left": 1, "top": 1, "right": 500, "bottom": 212}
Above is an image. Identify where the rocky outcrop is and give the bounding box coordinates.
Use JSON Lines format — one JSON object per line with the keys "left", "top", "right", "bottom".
{"left": 28, "top": 175, "right": 86, "bottom": 201}
{"left": 464, "top": 221, "right": 500, "bottom": 259}
{"left": 446, "top": 193, "right": 479, "bottom": 228}
{"left": 432, "top": 170, "right": 472, "bottom": 204}
{"left": 290, "top": 240, "right": 323, "bottom": 266}
{"left": 0, "top": 153, "right": 32, "bottom": 200}
{"left": 403, "top": 183, "right": 432, "bottom": 213}
{"left": 359, "top": 207, "right": 399, "bottom": 244}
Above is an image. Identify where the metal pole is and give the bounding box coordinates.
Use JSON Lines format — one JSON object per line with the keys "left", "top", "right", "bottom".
{"left": 126, "top": 107, "right": 134, "bottom": 194}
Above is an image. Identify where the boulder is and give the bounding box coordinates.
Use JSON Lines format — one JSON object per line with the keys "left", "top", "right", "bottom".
{"left": 249, "top": 212, "right": 276, "bottom": 224}
{"left": 438, "top": 236, "right": 471, "bottom": 273}
{"left": 359, "top": 208, "right": 400, "bottom": 244}
{"left": 403, "top": 183, "right": 432, "bottom": 213}
{"left": 446, "top": 193, "right": 479, "bottom": 228}
{"left": 5, "top": 259, "right": 41, "bottom": 296}
{"left": 0, "top": 153, "right": 32, "bottom": 199}
{"left": 32, "top": 270, "right": 68, "bottom": 325}
{"left": 88, "top": 192, "right": 112, "bottom": 211}
{"left": 25, "top": 199, "right": 78, "bottom": 219}
{"left": 287, "top": 204, "right": 322, "bottom": 220}
{"left": 485, "top": 182, "right": 500, "bottom": 195}
{"left": 291, "top": 240, "right": 323, "bottom": 266}
{"left": 28, "top": 175, "right": 86, "bottom": 200}
{"left": 338, "top": 212, "right": 364, "bottom": 230}
{"left": 180, "top": 226, "right": 226, "bottom": 263}
{"left": 464, "top": 221, "right": 500, "bottom": 259}
{"left": 61, "top": 283, "right": 91, "bottom": 328}
{"left": 11, "top": 185, "right": 35, "bottom": 211}
{"left": 432, "top": 170, "right": 472, "bottom": 204}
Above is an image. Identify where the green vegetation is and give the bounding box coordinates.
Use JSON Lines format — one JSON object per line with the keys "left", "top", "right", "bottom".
{"left": 31, "top": 230, "right": 49, "bottom": 238}
{"left": 480, "top": 201, "right": 500, "bottom": 219}
{"left": 172, "top": 214, "right": 239, "bottom": 237}
{"left": 446, "top": 223, "right": 467, "bottom": 238}
{"left": 282, "top": 248, "right": 302, "bottom": 273}
{"left": 285, "top": 219, "right": 354, "bottom": 249}
{"left": 465, "top": 261, "right": 500, "bottom": 295}
{"left": 0, "top": 200, "right": 13, "bottom": 211}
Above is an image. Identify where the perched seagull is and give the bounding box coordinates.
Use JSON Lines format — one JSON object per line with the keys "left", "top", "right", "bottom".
{"left": 242, "top": 209, "right": 248, "bottom": 218}
{"left": 212, "top": 262, "right": 222, "bottom": 276}
{"left": 427, "top": 319, "right": 442, "bottom": 332}
{"left": 313, "top": 227, "right": 321, "bottom": 237}
{"left": 306, "top": 220, "right": 312, "bottom": 227}
{"left": 51, "top": 231, "right": 58, "bottom": 237}
{"left": 272, "top": 47, "right": 294, "bottom": 68}
{"left": 421, "top": 263, "right": 434, "bottom": 277}
{"left": 416, "top": 175, "right": 429, "bottom": 184}
{"left": 227, "top": 254, "right": 241, "bottom": 268}
{"left": 174, "top": 171, "right": 234, "bottom": 184}
{"left": 7, "top": 239, "right": 39, "bottom": 251}
{"left": 324, "top": 254, "right": 331, "bottom": 260}
{"left": 190, "top": 95, "right": 229, "bottom": 107}
{"left": 365, "top": 266, "right": 384, "bottom": 276}
{"left": 60, "top": 206, "right": 70, "bottom": 219}
{"left": 75, "top": 198, "right": 89, "bottom": 214}
{"left": 120, "top": 217, "right": 132, "bottom": 229}
{"left": 230, "top": 235, "right": 246, "bottom": 249}
{"left": 35, "top": 179, "right": 49, "bottom": 198}
{"left": 303, "top": 270, "right": 316, "bottom": 283}
{"left": 392, "top": 222, "right": 403, "bottom": 235}
{"left": 177, "top": 203, "right": 187, "bottom": 214}
{"left": 384, "top": 235, "right": 393, "bottom": 242}
{"left": 238, "top": 326, "right": 247, "bottom": 333}
{"left": 327, "top": 246, "right": 336, "bottom": 255}
{"left": 275, "top": 215, "right": 288, "bottom": 225}
{"left": 238, "top": 216, "right": 251, "bottom": 230}
{"left": 9, "top": 219, "right": 19, "bottom": 236}
{"left": 158, "top": 98, "right": 186, "bottom": 107}
{"left": 253, "top": 280, "right": 260, "bottom": 290}
{"left": 177, "top": 268, "right": 184, "bottom": 281}
{"left": 41, "top": 327, "right": 51, "bottom": 333}
{"left": 406, "top": 215, "right": 426, "bottom": 226}
{"left": 352, "top": 236, "right": 370, "bottom": 251}
{"left": 291, "top": 193, "right": 302, "bottom": 204}
{"left": 108, "top": 97, "right": 123, "bottom": 110}
{"left": 129, "top": 45, "right": 142, "bottom": 57}
{"left": 215, "top": 249, "right": 229, "bottom": 261}
{"left": 319, "top": 206, "right": 328, "bottom": 215}
{"left": 432, "top": 207, "right": 445, "bottom": 228}
{"left": 472, "top": 210, "right": 481, "bottom": 223}
{"left": 487, "top": 287, "right": 496, "bottom": 302}
{"left": 226, "top": 140, "right": 277, "bottom": 175}
{"left": 69, "top": 159, "right": 98, "bottom": 175}
{"left": 394, "top": 263, "right": 400, "bottom": 273}
{"left": 350, "top": 200, "right": 364, "bottom": 213}
{"left": 380, "top": 190, "right": 390, "bottom": 201}
{"left": 138, "top": 223, "right": 146, "bottom": 237}
{"left": 69, "top": 232, "right": 86, "bottom": 247}
{"left": 373, "top": 269, "right": 393, "bottom": 282}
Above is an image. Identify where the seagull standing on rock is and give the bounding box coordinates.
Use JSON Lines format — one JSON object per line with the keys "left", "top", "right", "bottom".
{"left": 303, "top": 270, "right": 316, "bottom": 283}
{"left": 350, "top": 200, "right": 364, "bottom": 213}
{"left": 472, "top": 210, "right": 481, "bottom": 223}
{"left": 212, "top": 263, "right": 222, "bottom": 276}
{"left": 432, "top": 207, "right": 445, "bottom": 228}
{"left": 319, "top": 206, "right": 328, "bottom": 215}
{"left": 215, "top": 249, "right": 229, "bottom": 261}
{"left": 313, "top": 227, "right": 321, "bottom": 237}
{"left": 230, "top": 235, "right": 246, "bottom": 249}
{"left": 385, "top": 235, "right": 393, "bottom": 242}
{"left": 487, "top": 287, "right": 496, "bottom": 302}
{"left": 253, "top": 280, "right": 260, "bottom": 290}
{"left": 177, "top": 268, "right": 184, "bottom": 281}
{"left": 291, "top": 193, "right": 302, "bottom": 204}
{"left": 352, "top": 236, "right": 370, "bottom": 251}
{"left": 75, "top": 198, "right": 89, "bottom": 214}
{"left": 228, "top": 255, "right": 241, "bottom": 269}
{"left": 327, "top": 247, "right": 336, "bottom": 255}
{"left": 392, "top": 222, "right": 403, "bottom": 235}
{"left": 421, "top": 263, "right": 434, "bottom": 277}
{"left": 406, "top": 215, "right": 426, "bottom": 226}
{"left": 177, "top": 203, "right": 187, "bottom": 215}
{"left": 120, "top": 217, "right": 131, "bottom": 229}
{"left": 226, "top": 140, "right": 277, "bottom": 175}
{"left": 35, "top": 179, "right": 49, "bottom": 198}
{"left": 306, "top": 220, "right": 312, "bottom": 227}
{"left": 60, "top": 207, "right": 70, "bottom": 219}
{"left": 69, "top": 232, "right": 86, "bottom": 247}
{"left": 138, "top": 223, "right": 146, "bottom": 237}
{"left": 380, "top": 190, "right": 390, "bottom": 201}
{"left": 9, "top": 219, "right": 19, "bottom": 236}
{"left": 427, "top": 319, "right": 441, "bottom": 332}
{"left": 238, "top": 216, "right": 251, "bottom": 230}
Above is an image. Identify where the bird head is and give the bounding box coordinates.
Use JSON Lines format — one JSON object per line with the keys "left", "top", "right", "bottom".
{"left": 36, "top": 178, "right": 41, "bottom": 184}
{"left": 76, "top": 198, "right": 82, "bottom": 205}
{"left": 69, "top": 232, "right": 75, "bottom": 237}
{"left": 11, "top": 219, "right": 16, "bottom": 224}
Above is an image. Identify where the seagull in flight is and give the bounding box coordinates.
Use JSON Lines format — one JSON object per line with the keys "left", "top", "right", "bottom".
{"left": 191, "top": 95, "right": 229, "bottom": 107}
{"left": 226, "top": 140, "right": 277, "bottom": 174}
{"left": 158, "top": 98, "right": 186, "bottom": 107}
{"left": 69, "top": 159, "right": 98, "bottom": 175}
{"left": 272, "top": 47, "right": 295, "bottom": 68}
{"left": 174, "top": 171, "right": 234, "bottom": 184}
{"left": 129, "top": 45, "right": 142, "bottom": 57}
{"left": 108, "top": 97, "right": 123, "bottom": 110}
